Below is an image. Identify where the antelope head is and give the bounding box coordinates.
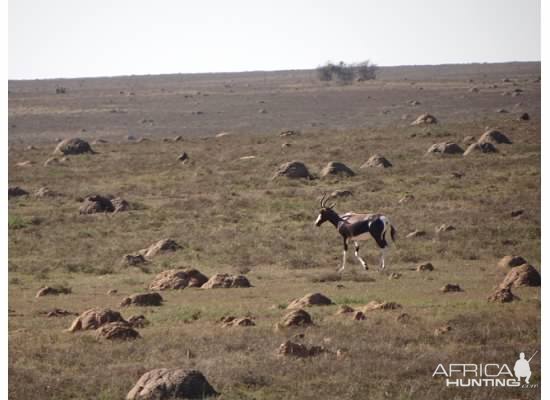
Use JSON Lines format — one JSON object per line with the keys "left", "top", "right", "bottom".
{"left": 314, "top": 193, "right": 336, "bottom": 226}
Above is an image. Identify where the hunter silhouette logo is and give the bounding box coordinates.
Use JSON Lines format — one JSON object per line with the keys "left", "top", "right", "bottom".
{"left": 514, "top": 351, "right": 537, "bottom": 384}
{"left": 433, "top": 350, "right": 539, "bottom": 388}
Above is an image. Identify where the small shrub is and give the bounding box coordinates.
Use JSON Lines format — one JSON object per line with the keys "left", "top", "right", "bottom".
{"left": 317, "top": 64, "right": 333, "bottom": 81}
{"left": 316, "top": 60, "right": 378, "bottom": 83}
{"left": 332, "top": 62, "right": 355, "bottom": 83}
{"left": 8, "top": 216, "right": 27, "bottom": 230}
{"left": 355, "top": 60, "right": 378, "bottom": 80}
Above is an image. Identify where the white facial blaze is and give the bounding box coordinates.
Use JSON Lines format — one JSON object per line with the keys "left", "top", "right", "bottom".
{"left": 314, "top": 214, "right": 322, "bottom": 225}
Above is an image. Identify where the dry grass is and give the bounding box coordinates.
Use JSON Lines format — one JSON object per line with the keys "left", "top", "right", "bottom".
{"left": 8, "top": 70, "right": 540, "bottom": 399}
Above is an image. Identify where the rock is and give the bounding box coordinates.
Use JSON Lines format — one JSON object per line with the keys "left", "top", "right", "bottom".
{"left": 278, "top": 309, "right": 313, "bottom": 328}
{"left": 336, "top": 348, "right": 349, "bottom": 359}
{"left": 468, "top": 87, "right": 479, "bottom": 93}
{"left": 478, "top": 129, "right": 512, "bottom": 145}
{"left": 277, "top": 341, "right": 326, "bottom": 357}
{"left": 361, "top": 154, "right": 392, "bottom": 168}
{"left": 44, "top": 157, "right": 61, "bottom": 166}
{"left": 107, "top": 289, "right": 118, "bottom": 295}
{"left": 497, "top": 255, "right": 528, "bottom": 270}
{"left": 16, "top": 160, "right": 34, "bottom": 167}
{"left": 279, "top": 130, "right": 300, "bottom": 137}
{"left": 111, "top": 197, "right": 130, "bottom": 212}
{"left": 388, "top": 272, "right": 402, "bottom": 280}
{"left": 287, "top": 293, "right": 334, "bottom": 309}
{"left": 42, "top": 308, "right": 78, "bottom": 317}
{"left": 416, "top": 262, "right": 434, "bottom": 272}
{"left": 398, "top": 194, "right": 415, "bottom": 204}
{"left": 34, "top": 187, "right": 60, "bottom": 198}
{"left": 501, "top": 264, "right": 540, "bottom": 288}
{"left": 518, "top": 112, "right": 530, "bottom": 121}
{"left": 362, "top": 301, "right": 402, "bottom": 312}
{"left": 336, "top": 305, "right": 355, "bottom": 315}
{"left": 122, "top": 254, "right": 147, "bottom": 266}
{"left": 434, "top": 325, "right": 452, "bottom": 336}
{"left": 258, "top": 108, "right": 267, "bottom": 114}
{"left": 201, "top": 273, "right": 251, "bottom": 289}
{"left": 396, "top": 313, "right": 411, "bottom": 323}
{"left": 120, "top": 293, "right": 163, "bottom": 307}
{"left": 36, "top": 286, "right": 71, "bottom": 298}
{"left": 178, "top": 152, "right": 189, "bottom": 162}
{"left": 215, "top": 132, "right": 231, "bottom": 138}
{"left": 496, "top": 108, "right": 508, "bottom": 113}
{"left": 411, "top": 113, "right": 437, "bottom": 125}
{"left": 149, "top": 269, "right": 208, "bottom": 290}
{"left": 127, "top": 368, "right": 218, "bottom": 399}
{"left": 510, "top": 210, "right": 525, "bottom": 218}
{"left": 352, "top": 311, "right": 366, "bottom": 321}
{"left": 79, "top": 195, "right": 115, "bottom": 214}
{"left": 139, "top": 239, "right": 183, "bottom": 258}
{"left": 220, "top": 316, "right": 255, "bottom": 328}
{"left": 408, "top": 100, "right": 421, "bottom": 106}
{"left": 463, "top": 142, "right": 498, "bottom": 156}
{"left": 488, "top": 286, "right": 519, "bottom": 303}
{"left": 435, "top": 224, "right": 456, "bottom": 233}
{"left": 320, "top": 161, "right": 355, "bottom": 178}
{"left": 95, "top": 322, "right": 140, "bottom": 341}
{"left": 440, "top": 284, "right": 463, "bottom": 293}
{"left": 451, "top": 172, "right": 465, "bottom": 179}
{"left": 406, "top": 230, "right": 426, "bottom": 238}
{"left": 426, "top": 142, "right": 464, "bottom": 155}
{"left": 128, "top": 315, "right": 149, "bottom": 328}
{"left": 272, "top": 161, "right": 312, "bottom": 179}
{"left": 67, "top": 308, "right": 126, "bottom": 332}
{"left": 330, "top": 190, "right": 353, "bottom": 199}
{"left": 8, "top": 187, "right": 28, "bottom": 198}
{"left": 53, "top": 138, "right": 94, "bottom": 155}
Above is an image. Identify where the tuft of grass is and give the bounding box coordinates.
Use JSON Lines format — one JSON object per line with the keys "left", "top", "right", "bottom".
{"left": 8, "top": 215, "right": 27, "bottom": 229}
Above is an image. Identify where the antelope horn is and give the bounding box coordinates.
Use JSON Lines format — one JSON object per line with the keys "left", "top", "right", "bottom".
{"left": 320, "top": 193, "right": 327, "bottom": 208}
{"left": 327, "top": 201, "right": 336, "bottom": 209}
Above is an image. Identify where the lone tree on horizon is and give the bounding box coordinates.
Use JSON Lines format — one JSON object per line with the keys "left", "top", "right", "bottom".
{"left": 316, "top": 60, "right": 378, "bottom": 83}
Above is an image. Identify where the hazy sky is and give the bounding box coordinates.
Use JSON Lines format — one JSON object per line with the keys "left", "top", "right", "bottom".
{"left": 9, "top": 0, "right": 541, "bottom": 79}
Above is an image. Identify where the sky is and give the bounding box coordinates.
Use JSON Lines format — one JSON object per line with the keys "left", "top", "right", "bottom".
{"left": 8, "top": 0, "right": 541, "bottom": 79}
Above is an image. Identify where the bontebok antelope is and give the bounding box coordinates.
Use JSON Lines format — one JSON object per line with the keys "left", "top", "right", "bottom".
{"left": 315, "top": 194, "right": 397, "bottom": 272}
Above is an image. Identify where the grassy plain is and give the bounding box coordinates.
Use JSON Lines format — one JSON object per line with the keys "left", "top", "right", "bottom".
{"left": 8, "top": 63, "right": 540, "bottom": 399}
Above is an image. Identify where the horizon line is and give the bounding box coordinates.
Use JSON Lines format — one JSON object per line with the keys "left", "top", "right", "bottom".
{"left": 8, "top": 60, "right": 541, "bottom": 82}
